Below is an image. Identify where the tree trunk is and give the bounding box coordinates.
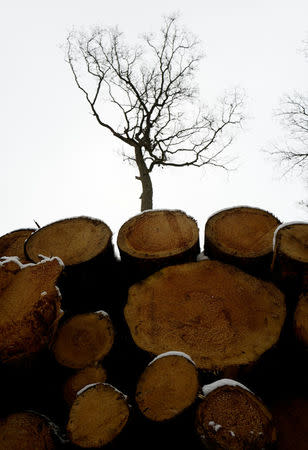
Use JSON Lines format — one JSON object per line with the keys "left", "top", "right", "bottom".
{"left": 124, "top": 260, "right": 286, "bottom": 372}
{"left": 134, "top": 145, "right": 153, "bottom": 211}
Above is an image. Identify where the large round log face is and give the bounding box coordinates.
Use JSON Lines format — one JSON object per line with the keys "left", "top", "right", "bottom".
{"left": 125, "top": 261, "right": 286, "bottom": 371}
{"left": 25, "top": 216, "right": 112, "bottom": 266}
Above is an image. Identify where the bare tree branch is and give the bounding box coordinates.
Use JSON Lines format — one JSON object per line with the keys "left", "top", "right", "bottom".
{"left": 65, "top": 15, "right": 244, "bottom": 210}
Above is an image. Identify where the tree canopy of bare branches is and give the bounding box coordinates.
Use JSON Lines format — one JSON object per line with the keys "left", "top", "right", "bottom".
{"left": 66, "top": 15, "right": 244, "bottom": 210}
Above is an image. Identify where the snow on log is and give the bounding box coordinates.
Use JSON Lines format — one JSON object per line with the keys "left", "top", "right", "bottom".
{"left": 135, "top": 352, "right": 199, "bottom": 421}
{"left": 117, "top": 209, "right": 200, "bottom": 281}
{"left": 0, "top": 228, "right": 35, "bottom": 264}
{"left": 271, "top": 222, "right": 308, "bottom": 294}
{"left": 67, "top": 383, "right": 129, "bottom": 448}
{"left": 195, "top": 381, "right": 277, "bottom": 449}
{"left": 0, "top": 257, "right": 63, "bottom": 364}
{"left": 294, "top": 293, "right": 308, "bottom": 345}
{"left": 52, "top": 311, "right": 114, "bottom": 369}
{"left": 124, "top": 260, "right": 286, "bottom": 371}
{"left": 204, "top": 206, "right": 280, "bottom": 275}
{"left": 0, "top": 411, "right": 60, "bottom": 449}
{"left": 63, "top": 364, "right": 107, "bottom": 406}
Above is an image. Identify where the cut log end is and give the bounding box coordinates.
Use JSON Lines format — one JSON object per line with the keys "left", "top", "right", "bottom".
{"left": 0, "top": 412, "right": 58, "bottom": 449}
{"left": 67, "top": 383, "right": 129, "bottom": 448}
{"left": 135, "top": 352, "right": 199, "bottom": 421}
{"left": 117, "top": 209, "right": 199, "bottom": 259}
{"left": 0, "top": 228, "right": 35, "bottom": 263}
{"left": 271, "top": 223, "right": 308, "bottom": 292}
{"left": 63, "top": 364, "right": 107, "bottom": 406}
{"left": 125, "top": 261, "right": 286, "bottom": 371}
{"left": 196, "top": 383, "right": 276, "bottom": 449}
{"left": 25, "top": 216, "right": 112, "bottom": 266}
{"left": 52, "top": 311, "right": 114, "bottom": 369}
{"left": 204, "top": 206, "right": 280, "bottom": 272}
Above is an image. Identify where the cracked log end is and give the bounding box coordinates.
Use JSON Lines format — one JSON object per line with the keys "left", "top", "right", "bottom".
{"left": 25, "top": 216, "right": 113, "bottom": 266}
{"left": 196, "top": 384, "right": 276, "bottom": 449}
{"left": 125, "top": 260, "right": 285, "bottom": 371}
{"left": 204, "top": 206, "right": 280, "bottom": 273}
{"left": 0, "top": 258, "right": 63, "bottom": 364}
{"left": 52, "top": 311, "right": 114, "bottom": 369}
{"left": 135, "top": 352, "right": 199, "bottom": 421}
{"left": 67, "top": 383, "right": 129, "bottom": 448}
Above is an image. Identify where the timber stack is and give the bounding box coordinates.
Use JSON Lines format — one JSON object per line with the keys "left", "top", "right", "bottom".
{"left": 0, "top": 207, "right": 307, "bottom": 449}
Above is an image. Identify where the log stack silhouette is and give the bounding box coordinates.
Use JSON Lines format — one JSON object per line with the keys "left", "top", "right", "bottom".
{"left": 0, "top": 207, "right": 307, "bottom": 449}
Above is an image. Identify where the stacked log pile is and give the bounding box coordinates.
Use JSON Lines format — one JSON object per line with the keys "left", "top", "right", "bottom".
{"left": 0, "top": 208, "right": 307, "bottom": 449}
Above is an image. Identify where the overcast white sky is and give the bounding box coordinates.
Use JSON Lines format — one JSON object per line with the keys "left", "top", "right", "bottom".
{"left": 1, "top": 1, "right": 307, "bottom": 249}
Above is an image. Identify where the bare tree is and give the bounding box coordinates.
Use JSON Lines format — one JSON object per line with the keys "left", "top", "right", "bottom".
{"left": 272, "top": 92, "right": 308, "bottom": 176}
{"left": 66, "top": 15, "right": 244, "bottom": 210}
{"left": 270, "top": 38, "right": 308, "bottom": 210}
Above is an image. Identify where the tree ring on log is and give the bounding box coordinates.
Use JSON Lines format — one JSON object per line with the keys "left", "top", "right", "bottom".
{"left": 25, "top": 216, "right": 112, "bottom": 266}
{"left": 117, "top": 209, "right": 199, "bottom": 260}
{"left": 204, "top": 206, "right": 280, "bottom": 272}
{"left": 52, "top": 311, "right": 114, "bottom": 369}
{"left": 195, "top": 382, "right": 277, "bottom": 449}
{"left": 124, "top": 260, "right": 286, "bottom": 371}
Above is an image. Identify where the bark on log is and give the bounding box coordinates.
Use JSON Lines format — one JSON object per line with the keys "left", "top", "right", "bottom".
{"left": 0, "top": 411, "right": 60, "bottom": 449}
{"left": 195, "top": 380, "right": 277, "bottom": 449}
{"left": 52, "top": 311, "right": 114, "bottom": 369}
{"left": 271, "top": 222, "right": 308, "bottom": 295}
{"left": 0, "top": 257, "right": 63, "bottom": 364}
{"left": 204, "top": 206, "right": 280, "bottom": 276}
{"left": 0, "top": 228, "right": 35, "bottom": 264}
{"left": 63, "top": 364, "right": 107, "bottom": 406}
{"left": 271, "top": 397, "right": 308, "bottom": 450}
{"left": 135, "top": 351, "right": 199, "bottom": 421}
{"left": 294, "top": 293, "right": 308, "bottom": 345}
{"left": 24, "top": 216, "right": 116, "bottom": 314}
{"left": 67, "top": 382, "right": 130, "bottom": 448}
{"left": 124, "top": 260, "right": 286, "bottom": 371}
{"left": 117, "top": 209, "right": 200, "bottom": 282}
